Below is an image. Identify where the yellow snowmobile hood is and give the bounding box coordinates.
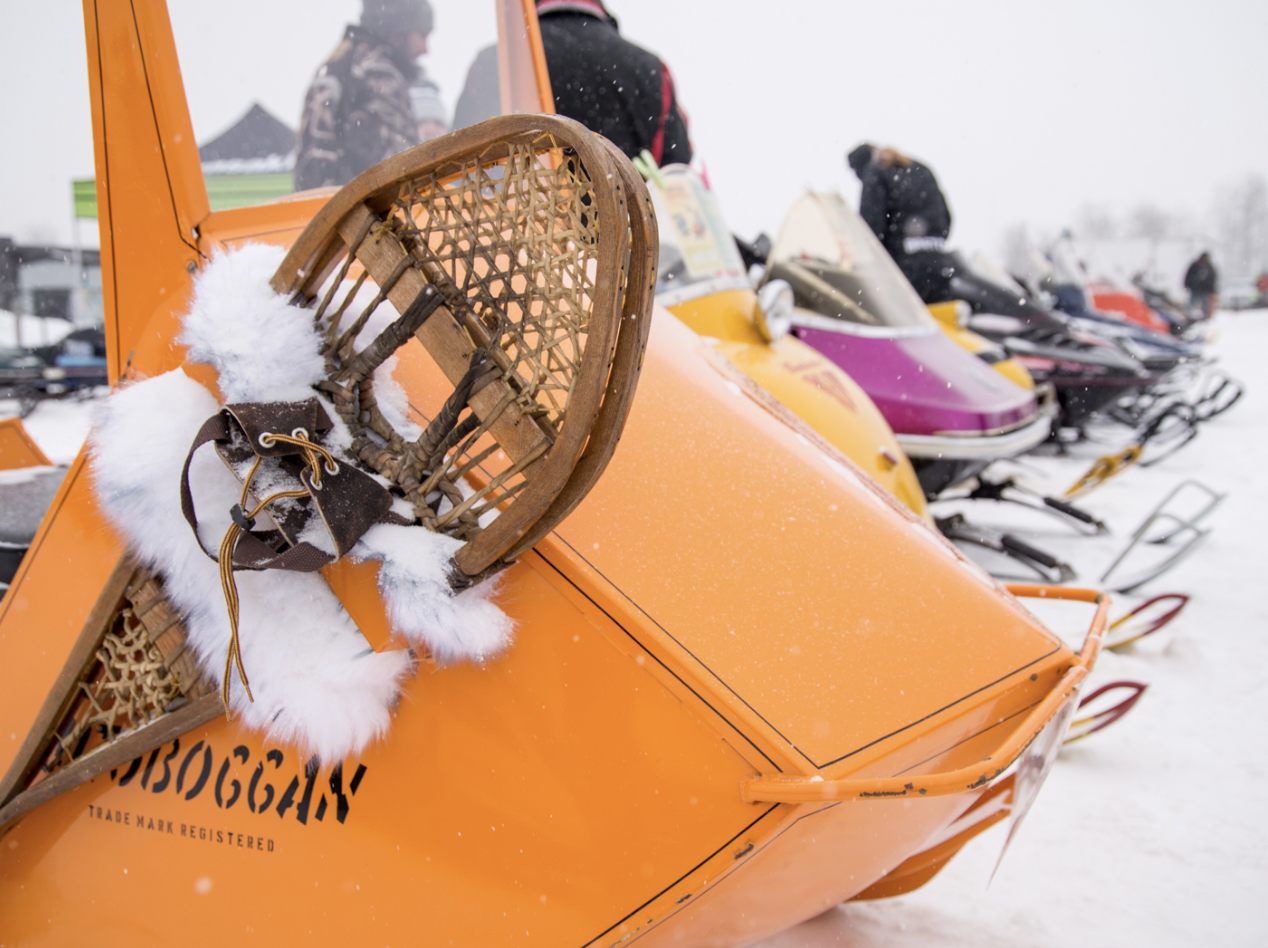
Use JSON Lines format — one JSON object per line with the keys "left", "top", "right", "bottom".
{"left": 645, "top": 165, "right": 928, "bottom": 520}
{"left": 668, "top": 289, "right": 930, "bottom": 520}
{"left": 928, "top": 300, "right": 1035, "bottom": 390}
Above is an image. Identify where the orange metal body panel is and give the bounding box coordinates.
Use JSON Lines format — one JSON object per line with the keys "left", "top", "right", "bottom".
{"left": 1, "top": 312, "right": 1076, "bottom": 946}
{"left": 85, "top": 0, "right": 207, "bottom": 382}
{"left": 0, "top": 457, "right": 125, "bottom": 785}
{"left": 0, "top": 418, "right": 52, "bottom": 469}
{"left": 0, "top": 2, "right": 1091, "bottom": 943}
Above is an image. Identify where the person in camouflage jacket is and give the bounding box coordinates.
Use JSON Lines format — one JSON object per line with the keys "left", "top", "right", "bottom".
{"left": 294, "top": 0, "right": 433, "bottom": 191}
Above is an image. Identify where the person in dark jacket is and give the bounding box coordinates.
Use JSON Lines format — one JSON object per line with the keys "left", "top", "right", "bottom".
{"left": 537, "top": 0, "right": 692, "bottom": 164}
{"left": 453, "top": 0, "right": 692, "bottom": 165}
{"left": 294, "top": 0, "right": 433, "bottom": 191}
{"left": 1183, "top": 251, "right": 1218, "bottom": 319}
{"left": 847, "top": 143, "right": 954, "bottom": 302}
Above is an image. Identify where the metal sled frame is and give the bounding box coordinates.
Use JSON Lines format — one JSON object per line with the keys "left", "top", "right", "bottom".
{"left": 1099, "top": 480, "right": 1225, "bottom": 593}
{"left": 936, "top": 513, "right": 1077, "bottom": 584}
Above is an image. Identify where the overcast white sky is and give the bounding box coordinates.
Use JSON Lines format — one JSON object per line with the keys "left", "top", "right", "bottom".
{"left": 3, "top": 0, "right": 1265, "bottom": 263}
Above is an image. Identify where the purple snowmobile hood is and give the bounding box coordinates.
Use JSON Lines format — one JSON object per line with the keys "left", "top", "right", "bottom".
{"left": 792, "top": 321, "right": 1037, "bottom": 437}
{"left": 767, "top": 193, "right": 1049, "bottom": 462}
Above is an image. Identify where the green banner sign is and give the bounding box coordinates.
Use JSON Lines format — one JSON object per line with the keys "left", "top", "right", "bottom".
{"left": 72, "top": 173, "right": 295, "bottom": 219}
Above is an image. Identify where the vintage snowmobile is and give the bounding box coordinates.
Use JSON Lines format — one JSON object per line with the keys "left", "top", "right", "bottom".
{"left": 936, "top": 251, "right": 1152, "bottom": 431}
{"left": 1035, "top": 244, "right": 1206, "bottom": 374}
{"left": 642, "top": 162, "right": 930, "bottom": 518}
{"left": 1088, "top": 283, "right": 1172, "bottom": 335}
{"left": 761, "top": 192, "right": 1052, "bottom": 500}
{"left": 0, "top": 3, "right": 1112, "bottom": 945}
{"left": 642, "top": 170, "right": 1071, "bottom": 578}
{"left": 1131, "top": 275, "right": 1206, "bottom": 336}
{"left": 724, "top": 199, "right": 1082, "bottom": 579}
{"left": 1029, "top": 246, "right": 1242, "bottom": 457}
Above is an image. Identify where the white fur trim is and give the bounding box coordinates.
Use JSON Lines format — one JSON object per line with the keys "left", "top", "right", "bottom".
{"left": 86, "top": 246, "right": 515, "bottom": 759}
{"left": 89, "top": 369, "right": 412, "bottom": 762}
{"left": 178, "top": 244, "right": 325, "bottom": 403}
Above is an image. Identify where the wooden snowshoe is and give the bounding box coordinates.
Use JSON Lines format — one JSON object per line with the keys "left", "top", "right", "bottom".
{"left": 0, "top": 112, "right": 655, "bottom": 832}
{"left": 270, "top": 111, "right": 654, "bottom": 580}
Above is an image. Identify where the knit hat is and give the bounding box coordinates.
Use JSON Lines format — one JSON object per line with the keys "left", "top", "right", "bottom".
{"left": 847, "top": 143, "right": 874, "bottom": 178}
{"left": 535, "top": 0, "right": 613, "bottom": 22}
{"left": 361, "top": 0, "right": 434, "bottom": 35}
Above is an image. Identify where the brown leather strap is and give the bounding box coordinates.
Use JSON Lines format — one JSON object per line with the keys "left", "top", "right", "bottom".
{"left": 180, "top": 402, "right": 405, "bottom": 573}
{"left": 180, "top": 412, "right": 230, "bottom": 543}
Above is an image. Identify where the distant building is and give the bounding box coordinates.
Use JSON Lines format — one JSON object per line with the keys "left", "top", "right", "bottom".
{"left": 73, "top": 103, "right": 298, "bottom": 220}
{"left": 198, "top": 102, "right": 297, "bottom": 174}
{"left": 197, "top": 103, "right": 298, "bottom": 211}
{"left": 0, "top": 238, "right": 102, "bottom": 330}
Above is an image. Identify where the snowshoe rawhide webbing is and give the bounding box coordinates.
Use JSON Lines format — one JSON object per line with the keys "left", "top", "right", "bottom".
{"left": 196, "top": 113, "right": 655, "bottom": 706}
{"left": 0, "top": 554, "right": 222, "bottom": 834}
{"left": 273, "top": 112, "right": 655, "bottom": 580}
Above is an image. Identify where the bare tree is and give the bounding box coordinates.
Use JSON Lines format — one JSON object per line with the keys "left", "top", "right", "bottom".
{"left": 1076, "top": 204, "right": 1117, "bottom": 240}
{"left": 1127, "top": 204, "right": 1172, "bottom": 242}
{"left": 1213, "top": 173, "right": 1268, "bottom": 279}
{"left": 999, "top": 223, "right": 1032, "bottom": 278}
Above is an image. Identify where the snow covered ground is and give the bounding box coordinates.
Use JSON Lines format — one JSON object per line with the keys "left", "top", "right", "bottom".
{"left": 0, "top": 310, "right": 74, "bottom": 350}
{"left": 3, "top": 313, "right": 1265, "bottom": 947}
{"left": 756, "top": 311, "right": 1268, "bottom": 948}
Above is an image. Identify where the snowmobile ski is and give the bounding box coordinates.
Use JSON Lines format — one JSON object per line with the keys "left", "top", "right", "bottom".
{"left": 1105, "top": 593, "right": 1190, "bottom": 651}
{"left": 1063, "top": 680, "right": 1148, "bottom": 745}
{"left": 950, "top": 475, "right": 1107, "bottom": 534}
{"left": 1066, "top": 446, "right": 1143, "bottom": 498}
{"left": 1099, "top": 480, "right": 1225, "bottom": 592}
{"left": 936, "top": 513, "right": 1076, "bottom": 583}
{"left": 1191, "top": 370, "right": 1244, "bottom": 421}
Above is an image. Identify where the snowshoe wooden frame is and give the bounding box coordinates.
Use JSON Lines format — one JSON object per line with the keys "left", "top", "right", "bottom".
{"left": 0, "top": 553, "right": 222, "bottom": 833}
{"left": 272, "top": 113, "right": 656, "bottom": 580}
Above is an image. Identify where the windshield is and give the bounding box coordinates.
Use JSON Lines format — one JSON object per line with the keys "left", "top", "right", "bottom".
{"left": 162, "top": 0, "right": 548, "bottom": 210}
{"left": 647, "top": 165, "right": 749, "bottom": 306}
{"left": 768, "top": 193, "right": 935, "bottom": 330}
{"left": 969, "top": 251, "right": 1032, "bottom": 297}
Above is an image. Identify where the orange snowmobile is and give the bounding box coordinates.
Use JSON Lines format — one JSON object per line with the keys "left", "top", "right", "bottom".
{"left": 0, "top": 2, "right": 1110, "bottom": 946}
